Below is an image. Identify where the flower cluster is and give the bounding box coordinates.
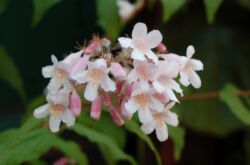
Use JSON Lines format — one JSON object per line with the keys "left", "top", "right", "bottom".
{"left": 34, "top": 22, "right": 203, "bottom": 142}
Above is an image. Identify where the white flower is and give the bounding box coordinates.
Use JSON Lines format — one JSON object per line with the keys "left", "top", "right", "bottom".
{"left": 72, "top": 58, "right": 116, "bottom": 101}
{"left": 117, "top": 0, "right": 135, "bottom": 22}
{"left": 42, "top": 55, "right": 74, "bottom": 93}
{"left": 33, "top": 90, "right": 75, "bottom": 132}
{"left": 141, "top": 102, "right": 178, "bottom": 142}
{"left": 127, "top": 60, "right": 157, "bottom": 83}
{"left": 152, "top": 60, "right": 182, "bottom": 102}
{"left": 118, "top": 22, "right": 162, "bottom": 64}
{"left": 125, "top": 82, "right": 164, "bottom": 123}
{"left": 179, "top": 45, "right": 203, "bottom": 88}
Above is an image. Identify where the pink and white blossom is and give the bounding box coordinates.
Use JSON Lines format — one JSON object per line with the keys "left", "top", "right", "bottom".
{"left": 72, "top": 58, "right": 116, "bottom": 101}
{"left": 179, "top": 45, "right": 203, "bottom": 88}
{"left": 33, "top": 90, "right": 75, "bottom": 132}
{"left": 152, "top": 60, "right": 183, "bottom": 102}
{"left": 125, "top": 82, "right": 164, "bottom": 123}
{"left": 118, "top": 22, "right": 162, "bottom": 64}
{"left": 141, "top": 102, "right": 178, "bottom": 142}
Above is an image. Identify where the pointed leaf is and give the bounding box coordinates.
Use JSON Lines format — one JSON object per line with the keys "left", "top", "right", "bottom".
{"left": 32, "top": 0, "right": 62, "bottom": 27}
{"left": 162, "top": 0, "right": 186, "bottom": 22}
{"left": 220, "top": 83, "right": 250, "bottom": 125}
{"left": 0, "top": 46, "right": 26, "bottom": 102}
{"left": 169, "top": 126, "right": 185, "bottom": 160}
{"left": 203, "top": 0, "right": 223, "bottom": 24}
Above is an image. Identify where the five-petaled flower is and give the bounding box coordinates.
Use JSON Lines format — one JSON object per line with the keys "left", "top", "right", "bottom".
{"left": 72, "top": 58, "right": 116, "bottom": 101}
{"left": 33, "top": 90, "right": 75, "bottom": 132}
{"left": 141, "top": 102, "right": 178, "bottom": 142}
{"left": 118, "top": 22, "right": 162, "bottom": 64}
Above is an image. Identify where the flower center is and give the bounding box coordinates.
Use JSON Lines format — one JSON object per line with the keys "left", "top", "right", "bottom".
{"left": 133, "top": 39, "right": 148, "bottom": 52}
{"left": 49, "top": 104, "right": 65, "bottom": 117}
{"left": 134, "top": 93, "right": 150, "bottom": 108}
{"left": 88, "top": 68, "right": 105, "bottom": 84}
{"left": 153, "top": 112, "right": 167, "bottom": 125}
{"left": 136, "top": 65, "right": 149, "bottom": 80}
{"left": 55, "top": 69, "right": 68, "bottom": 80}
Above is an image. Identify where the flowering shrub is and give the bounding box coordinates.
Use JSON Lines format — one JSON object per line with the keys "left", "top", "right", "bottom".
{"left": 34, "top": 22, "right": 203, "bottom": 142}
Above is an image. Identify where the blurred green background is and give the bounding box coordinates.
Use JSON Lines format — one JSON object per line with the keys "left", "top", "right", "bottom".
{"left": 0, "top": 0, "right": 250, "bottom": 164}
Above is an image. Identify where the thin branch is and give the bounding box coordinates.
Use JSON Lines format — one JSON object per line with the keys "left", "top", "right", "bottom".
{"left": 180, "top": 90, "right": 250, "bottom": 100}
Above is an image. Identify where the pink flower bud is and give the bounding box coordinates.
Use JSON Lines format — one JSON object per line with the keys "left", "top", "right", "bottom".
{"left": 116, "top": 81, "right": 123, "bottom": 94}
{"left": 69, "top": 90, "right": 82, "bottom": 116}
{"left": 121, "top": 99, "right": 133, "bottom": 119}
{"left": 85, "top": 40, "right": 100, "bottom": 53}
{"left": 70, "top": 55, "right": 89, "bottom": 76}
{"left": 91, "top": 96, "right": 102, "bottom": 120}
{"left": 125, "top": 83, "right": 132, "bottom": 97}
{"left": 103, "top": 92, "right": 111, "bottom": 107}
{"left": 53, "top": 157, "right": 70, "bottom": 165}
{"left": 109, "top": 106, "right": 124, "bottom": 126}
{"left": 156, "top": 43, "right": 167, "bottom": 53}
{"left": 110, "top": 62, "right": 126, "bottom": 80}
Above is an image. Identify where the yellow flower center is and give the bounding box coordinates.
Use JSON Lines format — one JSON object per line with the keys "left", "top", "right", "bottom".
{"left": 88, "top": 68, "right": 105, "bottom": 85}
{"left": 49, "top": 104, "right": 65, "bottom": 117}
{"left": 134, "top": 93, "right": 150, "bottom": 108}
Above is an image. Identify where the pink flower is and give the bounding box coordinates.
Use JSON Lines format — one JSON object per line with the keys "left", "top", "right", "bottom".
{"left": 110, "top": 62, "right": 127, "bottom": 80}
{"left": 109, "top": 106, "right": 124, "bottom": 126}
{"left": 91, "top": 95, "right": 102, "bottom": 120}
{"left": 179, "top": 45, "right": 203, "bottom": 88}
{"left": 141, "top": 102, "right": 178, "bottom": 142}
{"left": 153, "top": 60, "right": 182, "bottom": 102}
{"left": 33, "top": 90, "right": 75, "bottom": 132}
{"left": 69, "top": 90, "right": 82, "bottom": 116}
{"left": 125, "top": 82, "right": 164, "bottom": 123}
{"left": 127, "top": 60, "right": 157, "bottom": 83}
{"left": 72, "top": 58, "right": 116, "bottom": 101}
{"left": 118, "top": 22, "right": 162, "bottom": 64}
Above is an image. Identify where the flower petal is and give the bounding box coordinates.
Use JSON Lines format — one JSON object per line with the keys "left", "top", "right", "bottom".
{"left": 69, "top": 90, "right": 82, "bottom": 116}
{"left": 156, "top": 123, "right": 168, "bottom": 142}
{"left": 91, "top": 96, "right": 102, "bottom": 120}
{"left": 71, "top": 71, "right": 88, "bottom": 84}
{"left": 138, "top": 108, "right": 153, "bottom": 123}
{"left": 61, "top": 110, "right": 75, "bottom": 127}
{"left": 145, "top": 50, "right": 159, "bottom": 64}
{"left": 165, "top": 111, "right": 178, "bottom": 126}
{"left": 110, "top": 62, "right": 127, "bottom": 80}
{"left": 146, "top": 30, "right": 162, "bottom": 48}
{"left": 132, "top": 22, "right": 147, "bottom": 39}
{"left": 49, "top": 115, "right": 61, "bottom": 132}
{"left": 33, "top": 104, "right": 49, "bottom": 119}
{"left": 131, "top": 49, "right": 146, "bottom": 61}
{"left": 63, "top": 50, "right": 82, "bottom": 66}
{"left": 189, "top": 71, "right": 201, "bottom": 88}
{"left": 191, "top": 59, "right": 203, "bottom": 71}
{"left": 47, "top": 77, "right": 62, "bottom": 92}
{"left": 127, "top": 69, "right": 137, "bottom": 83}
{"left": 100, "top": 76, "right": 116, "bottom": 92}
{"left": 179, "top": 72, "right": 190, "bottom": 87}
{"left": 124, "top": 99, "right": 137, "bottom": 114}
{"left": 153, "top": 80, "right": 165, "bottom": 93}
{"left": 166, "top": 89, "right": 179, "bottom": 102}
{"left": 84, "top": 82, "right": 99, "bottom": 101}
{"left": 186, "top": 45, "right": 195, "bottom": 58}
{"left": 42, "top": 65, "right": 55, "bottom": 78}
{"left": 118, "top": 37, "right": 132, "bottom": 48}
{"left": 141, "top": 122, "right": 155, "bottom": 134}
{"left": 150, "top": 97, "right": 164, "bottom": 112}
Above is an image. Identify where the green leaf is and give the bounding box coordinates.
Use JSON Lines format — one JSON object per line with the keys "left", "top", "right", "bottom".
{"left": 32, "top": 0, "right": 62, "bottom": 27}
{"left": 162, "top": 0, "right": 186, "bottom": 22}
{"left": 203, "top": 0, "right": 223, "bottom": 24}
{"left": 0, "top": 129, "right": 54, "bottom": 164}
{"left": 125, "top": 120, "right": 162, "bottom": 165}
{"left": 239, "top": 0, "right": 250, "bottom": 10}
{"left": 0, "top": 0, "right": 9, "bottom": 14}
{"left": 0, "top": 46, "right": 26, "bottom": 102}
{"left": 71, "top": 123, "right": 137, "bottom": 165}
{"left": 169, "top": 126, "right": 185, "bottom": 160}
{"left": 220, "top": 83, "right": 250, "bottom": 125}
{"left": 96, "top": 0, "right": 122, "bottom": 40}
{"left": 53, "top": 138, "right": 88, "bottom": 165}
